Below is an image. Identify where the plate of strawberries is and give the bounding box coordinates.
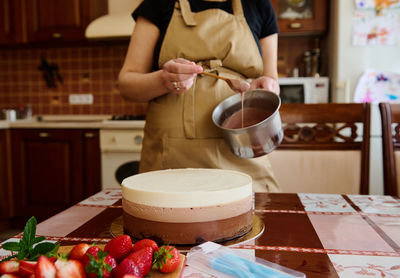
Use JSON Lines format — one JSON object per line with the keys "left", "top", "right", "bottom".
{"left": 0, "top": 235, "right": 185, "bottom": 278}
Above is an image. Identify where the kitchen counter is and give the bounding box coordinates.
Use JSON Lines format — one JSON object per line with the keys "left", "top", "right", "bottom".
{"left": 0, "top": 121, "right": 8, "bottom": 129}
{"left": 1, "top": 190, "right": 399, "bottom": 277}
{"left": 0, "top": 115, "right": 145, "bottom": 129}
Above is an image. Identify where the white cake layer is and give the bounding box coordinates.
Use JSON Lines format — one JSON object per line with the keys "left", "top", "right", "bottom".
{"left": 121, "top": 168, "right": 252, "bottom": 208}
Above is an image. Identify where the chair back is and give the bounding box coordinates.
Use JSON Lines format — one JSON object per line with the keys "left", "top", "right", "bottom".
{"left": 268, "top": 103, "right": 370, "bottom": 194}
{"left": 379, "top": 103, "right": 400, "bottom": 196}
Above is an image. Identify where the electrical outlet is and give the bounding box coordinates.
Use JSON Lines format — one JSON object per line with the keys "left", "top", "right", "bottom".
{"left": 69, "top": 94, "right": 93, "bottom": 105}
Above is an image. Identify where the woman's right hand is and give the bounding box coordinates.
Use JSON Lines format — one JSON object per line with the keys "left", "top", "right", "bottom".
{"left": 161, "top": 58, "right": 203, "bottom": 94}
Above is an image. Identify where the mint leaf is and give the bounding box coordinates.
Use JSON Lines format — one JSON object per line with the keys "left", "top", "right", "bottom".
{"left": 0, "top": 216, "right": 56, "bottom": 262}
{"left": 32, "top": 236, "right": 46, "bottom": 245}
{"left": 21, "top": 216, "right": 36, "bottom": 250}
{"left": 1, "top": 241, "right": 21, "bottom": 252}
{"left": 0, "top": 254, "right": 17, "bottom": 263}
{"left": 30, "top": 242, "right": 57, "bottom": 258}
{"left": 45, "top": 244, "right": 60, "bottom": 258}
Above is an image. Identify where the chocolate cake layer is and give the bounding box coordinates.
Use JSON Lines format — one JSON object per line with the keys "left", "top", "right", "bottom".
{"left": 123, "top": 210, "right": 253, "bottom": 245}
{"left": 122, "top": 196, "right": 252, "bottom": 223}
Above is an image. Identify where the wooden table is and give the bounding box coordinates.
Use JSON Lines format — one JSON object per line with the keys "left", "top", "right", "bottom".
{"left": 1, "top": 189, "right": 400, "bottom": 277}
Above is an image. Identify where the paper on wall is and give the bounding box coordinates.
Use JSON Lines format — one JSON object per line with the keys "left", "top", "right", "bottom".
{"left": 354, "top": 69, "right": 400, "bottom": 103}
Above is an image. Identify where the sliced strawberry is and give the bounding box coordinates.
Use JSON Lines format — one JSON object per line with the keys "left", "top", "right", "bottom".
{"left": 68, "top": 243, "right": 90, "bottom": 262}
{"left": 132, "top": 239, "right": 158, "bottom": 253}
{"left": 35, "top": 255, "right": 56, "bottom": 278}
{"left": 1, "top": 274, "right": 21, "bottom": 278}
{"left": 19, "top": 261, "right": 37, "bottom": 277}
{"left": 0, "top": 260, "right": 19, "bottom": 275}
{"left": 54, "top": 258, "right": 85, "bottom": 278}
{"left": 153, "top": 245, "right": 181, "bottom": 273}
{"left": 104, "top": 235, "right": 132, "bottom": 262}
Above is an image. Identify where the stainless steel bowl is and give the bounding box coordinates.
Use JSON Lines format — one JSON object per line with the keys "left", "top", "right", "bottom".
{"left": 212, "top": 90, "right": 283, "bottom": 158}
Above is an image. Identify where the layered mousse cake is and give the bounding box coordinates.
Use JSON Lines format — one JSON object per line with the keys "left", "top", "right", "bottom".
{"left": 121, "top": 168, "right": 253, "bottom": 245}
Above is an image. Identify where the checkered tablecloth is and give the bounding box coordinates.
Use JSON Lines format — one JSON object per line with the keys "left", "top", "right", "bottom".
{"left": 1, "top": 189, "right": 399, "bottom": 277}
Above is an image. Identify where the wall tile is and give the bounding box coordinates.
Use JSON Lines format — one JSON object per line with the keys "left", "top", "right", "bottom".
{"left": 0, "top": 43, "right": 147, "bottom": 116}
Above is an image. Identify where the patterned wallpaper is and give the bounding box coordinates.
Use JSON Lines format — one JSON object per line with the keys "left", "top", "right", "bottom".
{"left": 0, "top": 43, "right": 148, "bottom": 116}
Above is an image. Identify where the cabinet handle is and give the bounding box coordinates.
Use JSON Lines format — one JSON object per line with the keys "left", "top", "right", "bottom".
{"left": 52, "top": 32, "right": 62, "bottom": 39}
{"left": 84, "top": 133, "right": 96, "bottom": 138}
{"left": 289, "top": 22, "right": 302, "bottom": 29}
{"left": 134, "top": 135, "right": 143, "bottom": 145}
{"left": 39, "top": 132, "right": 50, "bottom": 138}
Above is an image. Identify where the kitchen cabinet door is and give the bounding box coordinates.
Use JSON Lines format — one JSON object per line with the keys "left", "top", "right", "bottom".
{"left": 82, "top": 130, "right": 101, "bottom": 198}
{"left": 24, "top": 0, "right": 107, "bottom": 42}
{"left": 0, "top": 0, "right": 24, "bottom": 44}
{"left": 0, "top": 129, "right": 12, "bottom": 226}
{"left": 271, "top": 0, "right": 328, "bottom": 35}
{"left": 11, "top": 129, "right": 101, "bottom": 225}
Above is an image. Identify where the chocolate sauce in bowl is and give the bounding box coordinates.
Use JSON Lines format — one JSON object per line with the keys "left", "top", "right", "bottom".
{"left": 222, "top": 107, "right": 273, "bottom": 129}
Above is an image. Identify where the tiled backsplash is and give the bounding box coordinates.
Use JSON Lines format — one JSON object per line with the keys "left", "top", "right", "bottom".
{"left": 0, "top": 43, "right": 147, "bottom": 116}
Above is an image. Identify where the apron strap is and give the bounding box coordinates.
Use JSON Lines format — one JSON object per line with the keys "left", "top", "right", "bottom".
{"left": 232, "top": 0, "right": 244, "bottom": 16}
{"left": 178, "top": 0, "right": 197, "bottom": 26}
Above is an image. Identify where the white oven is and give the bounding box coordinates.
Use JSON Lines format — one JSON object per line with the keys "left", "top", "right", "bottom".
{"left": 100, "top": 121, "right": 145, "bottom": 189}
{"left": 278, "top": 77, "right": 329, "bottom": 103}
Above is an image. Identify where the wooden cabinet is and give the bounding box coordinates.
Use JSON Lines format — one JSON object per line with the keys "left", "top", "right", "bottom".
{"left": 25, "top": 0, "right": 107, "bottom": 42}
{"left": 11, "top": 129, "right": 101, "bottom": 225}
{"left": 0, "top": 129, "right": 12, "bottom": 229}
{"left": 271, "top": 0, "right": 329, "bottom": 35}
{"left": 0, "top": 0, "right": 107, "bottom": 44}
{"left": 0, "top": 0, "right": 24, "bottom": 44}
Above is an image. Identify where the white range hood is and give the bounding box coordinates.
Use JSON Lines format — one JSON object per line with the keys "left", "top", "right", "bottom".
{"left": 85, "top": 0, "right": 142, "bottom": 39}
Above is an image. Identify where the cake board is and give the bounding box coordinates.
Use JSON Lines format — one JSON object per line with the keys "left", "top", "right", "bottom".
{"left": 110, "top": 214, "right": 265, "bottom": 253}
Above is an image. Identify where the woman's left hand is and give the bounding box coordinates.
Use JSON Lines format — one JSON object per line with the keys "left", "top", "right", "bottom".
{"left": 249, "top": 76, "right": 280, "bottom": 95}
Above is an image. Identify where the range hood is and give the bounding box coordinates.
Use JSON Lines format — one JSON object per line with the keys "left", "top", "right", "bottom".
{"left": 85, "top": 0, "right": 142, "bottom": 39}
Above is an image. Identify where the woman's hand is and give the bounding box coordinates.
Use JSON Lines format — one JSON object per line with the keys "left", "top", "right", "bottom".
{"left": 161, "top": 58, "right": 203, "bottom": 94}
{"left": 249, "top": 76, "right": 280, "bottom": 95}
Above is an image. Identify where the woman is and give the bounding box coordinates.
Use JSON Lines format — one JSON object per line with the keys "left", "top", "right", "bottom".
{"left": 119, "top": 0, "right": 280, "bottom": 192}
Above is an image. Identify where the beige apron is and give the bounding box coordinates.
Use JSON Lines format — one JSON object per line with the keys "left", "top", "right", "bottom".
{"left": 139, "top": 0, "right": 279, "bottom": 192}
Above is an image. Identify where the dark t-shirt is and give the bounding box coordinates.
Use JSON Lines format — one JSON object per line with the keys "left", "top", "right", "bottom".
{"left": 133, "top": 0, "right": 279, "bottom": 69}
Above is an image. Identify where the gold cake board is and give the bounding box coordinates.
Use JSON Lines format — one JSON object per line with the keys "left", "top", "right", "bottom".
{"left": 110, "top": 214, "right": 265, "bottom": 253}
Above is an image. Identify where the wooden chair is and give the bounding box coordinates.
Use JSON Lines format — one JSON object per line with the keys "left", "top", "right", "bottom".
{"left": 268, "top": 103, "right": 370, "bottom": 194}
{"left": 379, "top": 103, "right": 400, "bottom": 196}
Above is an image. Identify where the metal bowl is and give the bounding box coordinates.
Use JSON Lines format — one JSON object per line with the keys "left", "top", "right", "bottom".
{"left": 212, "top": 90, "right": 283, "bottom": 158}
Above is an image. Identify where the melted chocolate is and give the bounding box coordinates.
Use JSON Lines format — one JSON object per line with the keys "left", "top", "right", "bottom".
{"left": 222, "top": 107, "right": 273, "bottom": 129}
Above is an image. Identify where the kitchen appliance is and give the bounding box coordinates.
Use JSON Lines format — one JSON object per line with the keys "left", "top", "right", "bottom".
{"left": 85, "top": 0, "right": 142, "bottom": 39}
{"left": 330, "top": 0, "right": 400, "bottom": 194}
{"left": 278, "top": 77, "right": 329, "bottom": 103}
{"left": 0, "top": 109, "right": 17, "bottom": 121}
{"left": 212, "top": 90, "right": 283, "bottom": 158}
{"left": 100, "top": 116, "right": 145, "bottom": 189}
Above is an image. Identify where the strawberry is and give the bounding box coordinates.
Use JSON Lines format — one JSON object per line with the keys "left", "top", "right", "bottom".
{"left": 82, "top": 247, "right": 116, "bottom": 278}
{"left": 19, "top": 261, "right": 37, "bottom": 277}
{"left": 68, "top": 243, "right": 90, "bottom": 262}
{"left": 122, "top": 275, "right": 141, "bottom": 278}
{"left": 153, "top": 245, "right": 181, "bottom": 273}
{"left": 112, "top": 258, "right": 141, "bottom": 278}
{"left": 132, "top": 239, "right": 158, "bottom": 253}
{"left": 54, "top": 258, "right": 86, "bottom": 278}
{"left": 35, "top": 255, "right": 56, "bottom": 278}
{"left": 113, "top": 247, "right": 153, "bottom": 278}
{"left": 126, "top": 247, "right": 153, "bottom": 277}
{"left": 104, "top": 235, "right": 132, "bottom": 262}
{"left": 0, "top": 260, "right": 19, "bottom": 275}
